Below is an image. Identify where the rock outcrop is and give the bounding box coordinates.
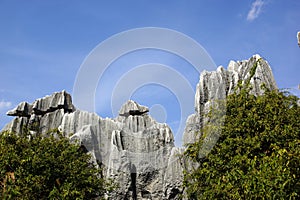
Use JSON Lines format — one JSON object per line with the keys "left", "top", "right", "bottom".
{"left": 2, "top": 94, "right": 183, "bottom": 199}
{"left": 183, "top": 54, "right": 277, "bottom": 145}
{"left": 3, "top": 90, "right": 75, "bottom": 135}
{"left": 2, "top": 54, "right": 278, "bottom": 199}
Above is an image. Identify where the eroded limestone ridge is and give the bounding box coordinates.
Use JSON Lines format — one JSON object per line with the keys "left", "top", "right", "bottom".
{"left": 4, "top": 90, "right": 75, "bottom": 135}
{"left": 2, "top": 92, "right": 182, "bottom": 199}
{"left": 2, "top": 54, "right": 277, "bottom": 199}
{"left": 183, "top": 54, "right": 277, "bottom": 145}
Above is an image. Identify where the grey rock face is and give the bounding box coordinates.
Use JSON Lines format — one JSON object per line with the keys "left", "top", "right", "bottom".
{"left": 59, "top": 100, "right": 182, "bottom": 199}
{"left": 2, "top": 117, "right": 29, "bottom": 135}
{"left": 106, "top": 101, "right": 178, "bottom": 199}
{"left": 163, "top": 147, "right": 185, "bottom": 199}
{"left": 60, "top": 110, "right": 120, "bottom": 166}
{"left": 32, "top": 90, "right": 75, "bottom": 115}
{"left": 6, "top": 102, "right": 32, "bottom": 117}
{"left": 119, "top": 100, "right": 149, "bottom": 116}
{"left": 3, "top": 90, "right": 75, "bottom": 134}
{"left": 183, "top": 54, "right": 277, "bottom": 145}
{"left": 183, "top": 114, "right": 201, "bottom": 144}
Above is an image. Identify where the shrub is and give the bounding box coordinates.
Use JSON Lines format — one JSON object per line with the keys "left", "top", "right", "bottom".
{"left": 0, "top": 130, "right": 107, "bottom": 199}
{"left": 184, "top": 87, "right": 300, "bottom": 199}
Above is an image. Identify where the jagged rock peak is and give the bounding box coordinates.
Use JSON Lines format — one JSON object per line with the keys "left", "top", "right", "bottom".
{"left": 195, "top": 54, "right": 276, "bottom": 113}
{"left": 7, "top": 102, "right": 32, "bottom": 117}
{"left": 119, "top": 100, "right": 149, "bottom": 117}
{"left": 184, "top": 54, "right": 278, "bottom": 145}
{"left": 32, "top": 90, "right": 75, "bottom": 114}
{"left": 227, "top": 54, "right": 277, "bottom": 94}
{"left": 6, "top": 90, "right": 75, "bottom": 117}
{"left": 3, "top": 90, "right": 76, "bottom": 135}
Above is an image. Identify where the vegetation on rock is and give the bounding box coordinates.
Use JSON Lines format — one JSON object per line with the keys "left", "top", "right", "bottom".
{"left": 184, "top": 85, "right": 300, "bottom": 199}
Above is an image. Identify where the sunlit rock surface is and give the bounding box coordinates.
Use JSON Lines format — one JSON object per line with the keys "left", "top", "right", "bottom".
{"left": 183, "top": 54, "right": 277, "bottom": 145}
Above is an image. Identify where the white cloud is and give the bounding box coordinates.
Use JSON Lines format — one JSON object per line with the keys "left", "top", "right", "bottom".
{"left": 0, "top": 101, "right": 12, "bottom": 110}
{"left": 247, "top": 0, "right": 265, "bottom": 21}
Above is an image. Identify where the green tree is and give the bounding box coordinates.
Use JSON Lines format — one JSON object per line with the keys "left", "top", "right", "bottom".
{"left": 0, "top": 130, "right": 109, "bottom": 199}
{"left": 184, "top": 87, "right": 300, "bottom": 199}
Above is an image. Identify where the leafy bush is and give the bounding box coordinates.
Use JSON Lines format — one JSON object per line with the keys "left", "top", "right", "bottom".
{"left": 184, "top": 87, "right": 300, "bottom": 199}
{"left": 0, "top": 130, "right": 107, "bottom": 199}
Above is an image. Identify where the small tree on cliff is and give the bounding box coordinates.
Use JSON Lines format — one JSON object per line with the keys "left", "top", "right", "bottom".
{"left": 0, "top": 129, "right": 109, "bottom": 199}
{"left": 184, "top": 86, "right": 300, "bottom": 199}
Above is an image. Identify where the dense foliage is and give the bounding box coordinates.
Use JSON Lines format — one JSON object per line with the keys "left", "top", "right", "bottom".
{"left": 184, "top": 86, "right": 300, "bottom": 199}
{"left": 0, "top": 130, "right": 107, "bottom": 199}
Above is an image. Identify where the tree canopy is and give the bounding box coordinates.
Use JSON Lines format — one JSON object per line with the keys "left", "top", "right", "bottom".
{"left": 184, "top": 86, "right": 300, "bottom": 199}
{"left": 0, "top": 130, "right": 108, "bottom": 199}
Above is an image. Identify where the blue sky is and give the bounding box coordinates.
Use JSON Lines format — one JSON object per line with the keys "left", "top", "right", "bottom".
{"left": 0, "top": 0, "right": 299, "bottom": 145}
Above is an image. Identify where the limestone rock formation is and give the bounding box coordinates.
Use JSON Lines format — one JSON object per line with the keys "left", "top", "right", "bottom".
{"left": 106, "top": 101, "right": 179, "bottom": 199}
{"left": 3, "top": 90, "right": 75, "bottom": 135}
{"left": 7, "top": 101, "right": 32, "bottom": 117}
{"left": 1, "top": 54, "right": 278, "bottom": 199}
{"left": 183, "top": 54, "right": 277, "bottom": 145}
{"left": 119, "top": 100, "right": 149, "bottom": 116}
{"left": 2, "top": 96, "right": 183, "bottom": 199}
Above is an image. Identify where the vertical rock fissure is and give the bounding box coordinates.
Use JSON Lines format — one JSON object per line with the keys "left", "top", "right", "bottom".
{"left": 130, "top": 164, "right": 137, "bottom": 200}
